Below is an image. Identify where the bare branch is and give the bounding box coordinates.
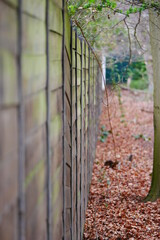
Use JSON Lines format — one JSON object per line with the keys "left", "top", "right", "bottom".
{"left": 134, "top": 11, "right": 145, "bottom": 50}
{"left": 124, "top": 18, "right": 132, "bottom": 64}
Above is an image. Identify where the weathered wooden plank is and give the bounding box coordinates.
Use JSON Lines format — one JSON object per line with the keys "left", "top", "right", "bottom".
{"left": 25, "top": 160, "right": 46, "bottom": 216}
{"left": 22, "top": 54, "right": 46, "bottom": 96}
{"left": 23, "top": 0, "right": 46, "bottom": 21}
{"left": 66, "top": 164, "right": 71, "bottom": 187}
{"left": 86, "top": 85, "right": 89, "bottom": 105}
{"left": 0, "top": 203, "right": 18, "bottom": 240}
{"left": 64, "top": 137, "right": 71, "bottom": 167}
{"left": 77, "top": 38, "right": 81, "bottom": 55}
{"left": 77, "top": 54, "right": 81, "bottom": 70}
{"left": 82, "top": 82, "right": 85, "bottom": 110}
{"left": 72, "top": 67, "right": 76, "bottom": 87}
{"left": 65, "top": 11, "right": 71, "bottom": 62}
{"left": 85, "top": 107, "right": 88, "bottom": 130}
{"left": 72, "top": 85, "right": 76, "bottom": 104}
{"left": 72, "top": 102, "right": 76, "bottom": 124}
{"left": 65, "top": 186, "right": 71, "bottom": 209}
{"left": 86, "top": 46, "right": 89, "bottom": 57}
{"left": 72, "top": 154, "right": 77, "bottom": 239}
{"left": 66, "top": 209, "right": 71, "bottom": 232}
{"left": 52, "top": 194, "right": 63, "bottom": 240}
{"left": 72, "top": 50, "right": 76, "bottom": 68}
{"left": 71, "top": 124, "right": 76, "bottom": 156}
{"left": 49, "top": 1, "right": 63, "bottom": 35}
{"left": 3, "top": 0, "right": 18, "bottom": 6}
{"left": 65, "top": 49, "right": 71, "bottom": 102}
{"left": 51, "top": 142, "right": 62, "bottom": 240}
{"left": 65, "top": 97, "right": 71, "bottom": 126}
{"left": 49, "top": 32, "right": 62, "bottom": 61}
{"left": 0, "top": 108, "right": 18, "bottom": 160}
{"left": 52, "top": 164, "right": 62, "bottom": 206}
{"left": 50, "top": 113, "right": 62, "bottom": 146}
{"left": 25, "top": 90, "right": 46, "bottom": 136}
{"left": 51, "top": 0, "right": 62, "bottom": 8}
{"left": 51, "top": 139, "right": 62, "bottom": 174}
{"left": 50, "top": 88, "right": 62, "bottom": 119}
{"left": 0, "top": 49, "right": 18, "bottom": 106}
{"left": 25, "top": 125, "right": 46, "bottom": 177}
{"left": 26, "top": 197, "right": 47, "bottom": 240}
{"left": 64, "top": 116, "right": 71, "bottom": 146}
{"left": 50, "top": 60, "right": 62, "bottom": 91}
{"left": 66, "top": 229, "right": 71, "bottom": 240}
{"left": 0, "top": 1, "right": 18, "bottom": 54}
{"left": 72, "top": 30, "right": 75, "bottom": 50}
{"left": 77, "top": 69, "right": 81, "bottom": 86}
{"left": 65, "top": 81, "right": 71, "bottom": 107}
{"left": 0, "top": 152, "right": 18, "bottom": 213}
{"left": 52, "top": 155, "right": 63, "bottom": 240}
{"left": 72, "top": 85, "right": 81, "bottom": 107}
{"left": 22, "top": 14, "right": 46, "bottom": 54}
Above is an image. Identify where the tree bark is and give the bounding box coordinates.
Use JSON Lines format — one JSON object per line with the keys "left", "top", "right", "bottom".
{"left": 145, "top": 9, "right": 160, "bottom": 201}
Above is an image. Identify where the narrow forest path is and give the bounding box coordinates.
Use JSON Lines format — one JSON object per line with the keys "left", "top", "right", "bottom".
{"left": 83, "top": 88, "right": 160, "bottom": 240}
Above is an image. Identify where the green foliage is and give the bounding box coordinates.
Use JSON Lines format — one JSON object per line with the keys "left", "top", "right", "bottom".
{"left": 67, "top": 0, "right": 160, "bottom": 46}
{"left": 68, "top": 0, "right": 160, "bottom": 17}
{"left": 106, "top": 58, "right": 128, "bottom": 84}
{"left": 68, "top": 0, "right": 118, "bottom": 14}
{"left": 133, "top": 134, "right": 151, "bottom": 141}
{"left": 99, "top": 125, "right": 110, "bottom": 142}
{"left": 127, "top": 61, "right": 149, "bottom": 90}
{"left": 106, "top": 58, "right": 149, "bottom": 90}
{"left": 130, "top": 79, "right": 148, "bottom": 90}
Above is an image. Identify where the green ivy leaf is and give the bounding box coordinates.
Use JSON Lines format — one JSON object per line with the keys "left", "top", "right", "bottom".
{"left": 96, "top": 4, "right": 103, "bottom": 11}
{"left": 89, "top": 0, "right": 96, "bottom": 3}
{"left": 83, "top": 3, "right": 91, "bottom": 9}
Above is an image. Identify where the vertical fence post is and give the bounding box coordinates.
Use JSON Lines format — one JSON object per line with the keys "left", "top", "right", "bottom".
{"left": 70, "top": 22, "right": 73, "bottom": 240}
{"left": 80, "top": 38, "right": 83, "bottom": 240}
{"left": 75, "top": 29, "right": 78, "bottom": 240}
{"left": 84, "top": 41, "right": 87, "bottom": 212}
{"left": 93, "top": 57, "right": 95, "bottom": 167}
{"left": 17, "top": 1, "right": 26, "bottom": 239}
{"left": 62, "top": 0, "right": 66, "bottom": 239}
{"left": 46, "top": 0, "right": 52, "bottom": 239}
{"left": 87, "top": 47, "right": 90, "bottom": 197}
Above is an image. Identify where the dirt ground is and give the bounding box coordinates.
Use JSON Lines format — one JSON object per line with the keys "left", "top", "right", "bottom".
{"left": 83, "top": 88, "right": 160, "bottom": 240}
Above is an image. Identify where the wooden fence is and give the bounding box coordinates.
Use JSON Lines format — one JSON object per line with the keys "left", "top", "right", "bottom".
{"left": 0, "top": 0, "right": 102, "bottom": 239}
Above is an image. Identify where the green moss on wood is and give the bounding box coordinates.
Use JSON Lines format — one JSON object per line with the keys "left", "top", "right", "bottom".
{"left": 23, "top": 0, "right": 46, "bottom": 21}
{"left": 22, "top": 14, "right": 46, "bottom": 54}
{"left": 49, "top": 60, "right": 62, "bottom": 90}
{"left": 49, "top": 32, "right": 62, "bottom": 61}
{"left": 49, "top": 1, "right": 62, "bottom": 34}
{"left": 22, "top": 54, "right": 46, "bottom": 95}
{"left": 52, "top": 166, "right": 61, "bottom": 205}
{"left": 25, "top": 91, "right": 46, "bottom": 134}
{"left": 25, "top": 159, "right": 44, "bottom": 188}
{"left": 5, "top": 0, "right": 18, "bottom": 7}
{"left": 65, "top": 12, "right": 71, "bottom": 61}
{"left": 0, "top": 2, "right": 18, "bottom": 54}
{"left": 0, "top": 50, "right": 18, "bottom": 106}
{"left": 50, "top": 114, "right": 62, "bottom": 145}
{"left": 51, "top": 0, "right": 62, "bottom": 8}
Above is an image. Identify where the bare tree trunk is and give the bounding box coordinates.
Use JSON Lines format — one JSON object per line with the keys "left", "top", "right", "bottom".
{"left": 145, "top": 9, "right": 160, "bottom": 201}
{"left": 143, "top": 53, "right": 153, "bottom": 92}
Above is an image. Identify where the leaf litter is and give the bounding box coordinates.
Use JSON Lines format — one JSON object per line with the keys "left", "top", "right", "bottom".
{"left": 83, "top": 89, "right": 160, "bottom": 240}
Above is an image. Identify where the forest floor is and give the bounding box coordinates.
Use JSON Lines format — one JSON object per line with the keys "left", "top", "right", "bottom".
{"left": 83, "top": 88, "right": 160, "bottom": 240}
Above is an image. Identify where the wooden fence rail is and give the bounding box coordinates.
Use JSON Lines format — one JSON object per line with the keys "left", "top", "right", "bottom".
{"left": 0, "top": 0, "right": 102, "bottom": 239}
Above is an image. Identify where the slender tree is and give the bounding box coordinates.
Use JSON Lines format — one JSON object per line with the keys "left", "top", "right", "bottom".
{"left": 145, "top": 8, "right": 160, "bottom": 201}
